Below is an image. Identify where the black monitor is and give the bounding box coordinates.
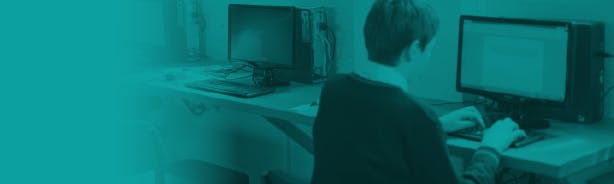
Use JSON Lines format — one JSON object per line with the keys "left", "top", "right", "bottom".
{"left": 228, "top": 4, "right": 295, "bottom": 67}
{"left": 457, "top": 15, "right": 570, "bottom": 103}
{"left": 457, "top": 15, "right": 572, "bottom": 128}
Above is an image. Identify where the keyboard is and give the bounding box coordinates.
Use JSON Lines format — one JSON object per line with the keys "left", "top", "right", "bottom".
{"left": 448, "top": 107, "right": 546, "bottom": 148}
{"left": 449, "top": 129, "right": 545, "bottom": 148}
{"left": 186, "top": 79, "right": 275, "bottom": 98}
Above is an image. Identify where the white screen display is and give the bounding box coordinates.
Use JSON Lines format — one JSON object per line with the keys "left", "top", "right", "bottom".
{"left": 460, "top": 20, "right": 568, "bottom": 102}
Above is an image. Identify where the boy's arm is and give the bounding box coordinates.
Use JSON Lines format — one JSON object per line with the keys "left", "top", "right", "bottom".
{"left": 406, "top": 111, "right": 500, "bottom": 184}
{"left": 461, "top": 147, "right": 501, "bottom": 184}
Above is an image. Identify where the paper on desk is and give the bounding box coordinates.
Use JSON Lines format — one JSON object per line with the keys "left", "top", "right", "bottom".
{"left": 290, "top": 104, "right": 319, "bottom": 117}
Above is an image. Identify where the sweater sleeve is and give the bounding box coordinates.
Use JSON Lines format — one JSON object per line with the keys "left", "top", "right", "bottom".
{"left": 461, "top": 147, "right": 501, "bottom": 184}
{"left": 405, "top": 107, "right": 500, "bottom": 184}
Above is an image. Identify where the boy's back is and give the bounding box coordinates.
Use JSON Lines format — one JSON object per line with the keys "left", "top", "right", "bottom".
{"left": 312, "top": 74, "right": 459, "bottom": 184}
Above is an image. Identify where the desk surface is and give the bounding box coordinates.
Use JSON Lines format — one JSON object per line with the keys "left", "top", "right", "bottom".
{"left": 146, "top": 66, "right": 321, "bottom": 125}
{"left": 146, "top": 66, "right": 614, "bottom": 179}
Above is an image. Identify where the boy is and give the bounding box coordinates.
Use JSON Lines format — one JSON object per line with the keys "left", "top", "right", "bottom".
{"left": 312, "top": 0, "right": 526, "bottom": 183}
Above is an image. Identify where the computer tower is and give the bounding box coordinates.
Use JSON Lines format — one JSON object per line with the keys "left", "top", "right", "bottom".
{"left": 290, "top": 8, "right": 328, "bottom": 84}
{"left": 532, "top": 21, "right": 605, "bottom": 123}
{"left": 566, "top": 21, "right": 605, "bottom": 123}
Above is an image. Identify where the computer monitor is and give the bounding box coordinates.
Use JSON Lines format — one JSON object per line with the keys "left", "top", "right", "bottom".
{"left": 457, "top": 15, "right": 605, "bottom": 125}
{"left": 456, "top": 15, "right": 574, "bottom": 128}
{"left": 457, "top": 16, "right": 569, "bottom": 104}
{"left": 228, "top": 4, "right": 295, "bottom": 67}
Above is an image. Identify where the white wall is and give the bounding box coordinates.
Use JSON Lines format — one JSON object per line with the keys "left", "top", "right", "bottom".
{"left": 415, "top": 0, "right": 463, "bottom": 100}
{"left": 461, "top": 0, "right": 614, "bottom": 117}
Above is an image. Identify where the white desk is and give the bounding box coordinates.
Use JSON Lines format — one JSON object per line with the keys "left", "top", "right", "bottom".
{"left": 145, "top": 66, "right": 614, "bottom": 183}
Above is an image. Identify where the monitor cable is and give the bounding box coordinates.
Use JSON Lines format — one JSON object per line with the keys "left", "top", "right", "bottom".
{"left": 319, "top": 10, "right": 336, "bottom": 62}
{"left": 598, "top": 52, "right": 613, "bottom": 58}
{"left": 429, "top": 99, "right": 487, "bottom": 106}
{"left": 316, "top": 12, "right": 337, "bottom": 75}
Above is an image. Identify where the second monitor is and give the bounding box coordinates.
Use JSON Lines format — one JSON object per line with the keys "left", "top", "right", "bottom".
{"left": 229, "top": 4, "right": 295, "bottom": 67}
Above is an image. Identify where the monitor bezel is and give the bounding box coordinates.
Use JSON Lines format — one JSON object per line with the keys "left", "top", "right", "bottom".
{"left": 227, "top": 4, "right": 296, "bottom": 67}
{"left": 456, "top": 15, "right": 572, "bottom": 106}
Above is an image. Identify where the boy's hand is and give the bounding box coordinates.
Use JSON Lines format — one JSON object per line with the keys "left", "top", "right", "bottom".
{"left": 481, "top": 118, "right": 526, "bottom": 153}
{"left": 439, "top": 106, "right": 485, "bottom": 133}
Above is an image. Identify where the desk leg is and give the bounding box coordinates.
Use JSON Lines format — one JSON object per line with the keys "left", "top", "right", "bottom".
{"left": 263, "top": 117, "right": 314, "bottom": 155}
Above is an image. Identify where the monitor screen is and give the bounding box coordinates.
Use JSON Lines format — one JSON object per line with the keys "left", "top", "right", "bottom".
{"left": 458, "top": 17, "right": 569, "bottom": 102}
{"left": 229, "top": 5, "right": 294, "bottom": 66}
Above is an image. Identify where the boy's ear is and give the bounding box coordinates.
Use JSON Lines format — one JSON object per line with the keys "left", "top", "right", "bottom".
{"left": 409, "top": 40, "right": 422, "bottom": 55}
{"left": 403, "top": 40, "right": 421, "bottom": 62}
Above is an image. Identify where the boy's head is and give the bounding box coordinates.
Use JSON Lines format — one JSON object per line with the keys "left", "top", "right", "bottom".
{"left": 364, "top": 0, "right": 440, "bottom": 67}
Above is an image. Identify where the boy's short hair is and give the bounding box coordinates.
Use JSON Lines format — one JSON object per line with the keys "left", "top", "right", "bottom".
{"left": 364, "top": 0, "right": 439, "bottom": 66}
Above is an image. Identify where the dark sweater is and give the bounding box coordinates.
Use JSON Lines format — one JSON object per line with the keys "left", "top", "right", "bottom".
{"left": 311, "top": 74, "right": 500, "bottom": 184}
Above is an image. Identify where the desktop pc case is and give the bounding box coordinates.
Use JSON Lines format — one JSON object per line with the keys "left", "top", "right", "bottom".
{"left": 227, "top": 5, "right": 328, "bottom": 84}
{"left": 290, "top": 8, "right": 329, "bottom": 84}
{"left": 532, "top": 21, "right": 605, "bottom": 123}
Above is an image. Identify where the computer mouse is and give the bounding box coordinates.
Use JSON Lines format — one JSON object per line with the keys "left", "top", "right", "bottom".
{"left": 511, "top": 132, "right": 545, "bottom": 148}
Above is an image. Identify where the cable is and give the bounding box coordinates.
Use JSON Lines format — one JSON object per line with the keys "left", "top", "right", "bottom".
{"left": 322, "top": 33, "right": 334, "bottom": 75}
{"left": 326, "top": 28, "right": 337, "bottom": 61}
{"left": 313, "top": 8, "right": 336, "bottom": 75}
{"left": 225, "top": 64, "right": 252, "bottom": 74}
{"left": 598, "top": 52, "right": 613, "bottom": 58}
{"left": 429, "top": 101, "right": 464, "bottom": 106}
{"left": 250, "top": 66, "right": 288, "bottom": 87}
{"left": 321, "top": 26, "right": 336, "bottom": 75}
{"left": 320, "top": 10, "right": 337, "bottom": 63}
{"left": 429, "top": 99, "right": 486, "bottom": 106}
{"left": 216, "top": 63, "right": 253, "bottom": 80}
